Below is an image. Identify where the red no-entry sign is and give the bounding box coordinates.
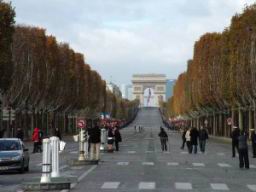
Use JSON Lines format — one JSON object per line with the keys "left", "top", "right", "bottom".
{"left": 77, "top": 119, "right": 86, "bottom": 129}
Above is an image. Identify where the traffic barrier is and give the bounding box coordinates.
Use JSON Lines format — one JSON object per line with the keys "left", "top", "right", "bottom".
{"left": 50, "top": 137, "right": 60, "bottom": 178}
{"left": 40, "top": 138, "right": 51, "bottom": 183}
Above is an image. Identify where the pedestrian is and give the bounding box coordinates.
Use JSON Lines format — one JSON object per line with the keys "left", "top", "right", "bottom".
{"left": 190, "top": 127, "right": 199, "bottom": 154}
{"left": 114, "top": 127, "right": 122, "bottom": 151}
{"left": 198, "top": 125, "right": 208, "bottom": 153}
{"left": 89, "top": 121, "right": 101, "bottom": 160}
{"left": 185, "top": 128, "right": 192, "bottom": 153}
{"left": 158, "top": 127, "right": 168, "bottom": 151}
{"left": 16, "top": 127, "right": 24, "bottom": 141}
{"left": 107, "top": 127, "right": 114, "bottom": 152}
{"left": 250, "top": 129, "right": 256, "bottom": 158}
{"left": 238, "top": 130, "right": 249, "bottom": 169}
{"left": 231, "top": 126, "right": 240, "bottom": 157}
{"left": 32, "top": 127, "right": 40, "bottom": 153}
{"left": 180, "top": 128, "right": 187, "bottom": 150}
{"left": 54, "top": 128, "right": 62, "bottom": 140}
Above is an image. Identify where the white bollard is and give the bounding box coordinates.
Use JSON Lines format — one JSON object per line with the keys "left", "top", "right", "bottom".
{"left": 100, "top": 128, "right": 106, "bottom": 151}
{"left": 40, "top": 138, "right": 51, "bottom": 183}
{"left": 50, "top": 136, "right": 60, "bottom": 178}
{"left": 78, "top": 130, "right": 85, "bottom": 161}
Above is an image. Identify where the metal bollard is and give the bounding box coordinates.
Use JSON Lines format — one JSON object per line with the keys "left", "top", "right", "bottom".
{"left": 100, "top": 128, "right": 106, "bottom": 151}
{"left": 40, "top": 138, "right": 51, "bottom": 183}
{"left": 50, "top": 136, "right": 60, "bottom": 178}
{"left": 78, "top": 130, "right": 85, "bottom": 161}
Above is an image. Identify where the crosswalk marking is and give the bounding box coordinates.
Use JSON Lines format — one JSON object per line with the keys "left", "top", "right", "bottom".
{"left": 128, "top": 151, "right": 136, "bottom": 154}
{"left": 70, "top": 151, "right": 78, "bottom": 154}
{"left": 138, "top": 182, "right": 155, "bottom": 190}
{"left": 146, "top": 151, "right": 154, "bottom": 153}
{"left": 167, "top": 162, "right": 179, "bottom": 166}
{"left": 117, "top": 162, "right": 129, "bottom": 166}
{"left": 101, "top": 182, "right": 120, "bottom": 189}
{"left": 175, "top": 182, "right": 192, "bottom": 190}
{"left": 250, "top": 165, "right": 256, "bottom": 169}
{"left": 218, "top": 163, "right": 231, "bottom": 168}
{"left": 142, "top": 162, "right": 154, "bottom": 166}
{"left": 211, "top": 183, "right": 229, "bottom": 190}
{"left": 192, "top": 163, "right": 205, "bottom": 167}
{"left": 181, "top": 151, "right": 188, "bottom": 154}
{"left": 247, "top": 184, "right": 256, "bottom": 191}
{"left": 217, "top": 152, "right": 225, "bottom": 156}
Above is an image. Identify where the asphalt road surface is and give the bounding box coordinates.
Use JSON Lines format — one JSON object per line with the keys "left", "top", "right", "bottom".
{"left": 1, "top": 107, "right": 256, "bottom": 192}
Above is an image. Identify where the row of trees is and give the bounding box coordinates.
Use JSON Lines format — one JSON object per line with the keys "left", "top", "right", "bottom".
{"left": 0, "top": 1, "right": 139, "bottom": 138}
{"left": 163, "top": 4, "right": 256, "bottom": 136}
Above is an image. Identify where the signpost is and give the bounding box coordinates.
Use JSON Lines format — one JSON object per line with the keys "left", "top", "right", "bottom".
{"left": 77, "top": 118, "right": 86, "bottom": 161}
{"left": 227, "top": 118, "right": 232, "bottom": 125}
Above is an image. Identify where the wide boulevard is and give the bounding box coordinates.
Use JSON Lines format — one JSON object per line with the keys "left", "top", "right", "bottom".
{"left": 1, "top": 108, "right": 256, "bottom": 192}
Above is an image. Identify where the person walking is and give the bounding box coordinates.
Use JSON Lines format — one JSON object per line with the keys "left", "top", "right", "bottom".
{"left": 231, "top": 126, "right": 240, "bottom": 157}
{"left": 198, "top": 125, "right": 208, "bottom": 153}
{"left": 114, "top": 127, "right": 122, "bottom": 151}
{"left": 238, "top": 130, "right": 249, "bottom": 169}
{"left": 16, "top": 128, "right": 24, "bottom": 141}
{"left": 158, "top": 127, "right": 168, "bottom": 151}
{"left": 32, "top": 127, "right": 40, "bottom": 153}
{"left": 54, "top": 128, "right": 62, "bottom": 140}
{"left": 180, "top": 128, "right": 187, "bottom": 150}
{"left": 107, "top": 127, "right": 115, "bottom": 152}
{"left": 250, "top": 129, "right": 256, "bottom": 158}
{"left": 190, "top": 127, "right": 199, "bottom": 154}
{"left": 89, "top": 121, "right": 101, "bottom": 160}
{"left": 185, "top": 128, "right": 192, "bottom": 153}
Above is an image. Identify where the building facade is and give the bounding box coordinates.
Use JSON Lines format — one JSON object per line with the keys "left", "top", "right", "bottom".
{"left": 132, "top": 74, "right": 167, "bottom": 107}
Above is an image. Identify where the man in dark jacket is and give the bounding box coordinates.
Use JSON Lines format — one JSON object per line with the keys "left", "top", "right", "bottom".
{"left": 158, "top": 127, "right": 168, "bottom": 151}
{"left": 114, "top": 127, "right": 122, "bottom": 151}
{"left": 190, "top": 127, "right": 199, "bottom": 154}
{"left": 231, "top": 126, "right": 240, "bottom": 157}
{"left": 198, "top": 125, "right": 208, "bottom": 153}
{"left": 251, "top": 129, "right": 256, "bottom": 158}
{"left": 238, "top": 130, "right": 249, "bottom": 169}
{"left": 16, "top": 128, "right": 24, "bottom": 141}
{"left": 89, "top": 121, "right": 101, "bottom": 160}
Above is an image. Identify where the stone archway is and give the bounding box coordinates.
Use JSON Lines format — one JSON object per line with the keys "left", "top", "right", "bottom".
{"left": 132, "top": 74, "right": 167, "bottom": 107}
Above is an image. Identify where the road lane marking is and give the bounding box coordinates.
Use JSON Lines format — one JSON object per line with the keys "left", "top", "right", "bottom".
{"left": 217, "top": 152, "right": 225, "bottom": 156}
{"left": 180, "top": 151, "right": 188, "bottom": 154}
{"left": 128, "top": 151, "right": 136, "bottom": 154}
{"left": 167, "top": 162, "right": 179, "bottom": 166}
{"left": 247, "top": 184, "right": 256, "bottom": 191}
{"left": 117, "top": 162, "right": 129, "bottom": 166}
{"left": 175, "top": 182, "right": 192, "bottom": 190}
{"left": 101, "top": 182, "right": 120, "bottom": 189}
{"left": 192, "top": 163, "right": 205, "bottom": 167}
{"left": 70, "top": 151, "right": 78, "bottom": 154}
{"left": 218, "top": 163, "right": 231, "bottom": 168}
{"left": 210, "top": 183, "right": 229, "bottom": 190}
{"left": 60, "top": 165, "right": 97, "bottom": 192}
{"left": 142, "top": 162, "right": 154, "bottom": 166}
{"left": 138, "top": 182, "right": 155, "bottom": 190}
{"left": 250, "top": 165, "right": 256, "bottom": 168}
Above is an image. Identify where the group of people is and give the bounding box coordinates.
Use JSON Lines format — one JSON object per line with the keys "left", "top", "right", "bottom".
{"left": 181, "top": 125, "right": 209, "bottom": 154}
{"left": 134, "top": 125, "right": 143, "bottom": 133}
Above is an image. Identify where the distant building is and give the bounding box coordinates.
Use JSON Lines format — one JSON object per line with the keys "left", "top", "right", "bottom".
{"left": 132, "top": 74, "right": 166, "bottom": 107}
{"left": 107, "top": 82, "right": 122, "bottom": 98}
{"left": 120, "top": 84, "right": 133, "bottom": 100}
{"left": 166, "top": 79, "right": 176, "bottom": 100}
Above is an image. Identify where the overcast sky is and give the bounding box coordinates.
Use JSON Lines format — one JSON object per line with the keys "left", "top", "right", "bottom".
{"left": 9, "top": 0, "right": 255, "bottom": 85}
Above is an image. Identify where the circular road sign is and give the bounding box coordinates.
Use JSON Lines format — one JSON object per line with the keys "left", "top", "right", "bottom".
{"left": 77, "top": 119, "right": 85, "bottom": 129}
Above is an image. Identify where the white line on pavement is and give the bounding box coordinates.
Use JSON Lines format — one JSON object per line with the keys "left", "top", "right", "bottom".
{"left": 167, "top": 162, "right": 179, "bottom": 166}
{"left": 60, "top": 165, "right": 97, "bottom": 192}
{"left": 210, "top": 183, "right": 229, "bottom": 190}
{"left": 175, "top": 182, "right": 193, "bottom": 190}
{"left": 218, "top": 163, "right": 231, "bottom": 168}
{"left": 138, "top": 182, "right": 156, "bottom": 190}
{"left": 101, "top": 182, "right": 120, "bottom": 189}
{"left": 142, "top": 162, "right": 154, "bottom": 166}
{"left": 247, "top": 184, "right": 256, "bottom": 191}
{"left": 192, "top": 163, "right": 205, "bottom": 167}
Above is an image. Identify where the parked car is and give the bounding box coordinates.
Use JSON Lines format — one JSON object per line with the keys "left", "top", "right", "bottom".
{"left": 0, "top": 138, "right": 29, "bottom": 173}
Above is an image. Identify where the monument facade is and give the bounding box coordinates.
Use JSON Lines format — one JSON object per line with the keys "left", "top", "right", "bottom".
{"left": 132, "top": 74, "right": 167, "bottom": 107}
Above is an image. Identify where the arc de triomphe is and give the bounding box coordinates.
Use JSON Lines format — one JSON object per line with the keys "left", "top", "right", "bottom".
{"left": 132, "top": 74, "right": 167, "bottom": 107}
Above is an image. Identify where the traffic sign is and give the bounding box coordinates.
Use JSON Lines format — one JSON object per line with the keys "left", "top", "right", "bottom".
{"left": 77, "top": 119, "right": 86, "bottom": 129}
{"left": 227, "top": 118, "right": 232, "bottom": 125}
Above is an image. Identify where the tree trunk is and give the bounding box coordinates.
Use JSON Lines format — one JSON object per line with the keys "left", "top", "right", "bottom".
{"left": 239, "top": 107, "right": 243, "bottom": 130}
